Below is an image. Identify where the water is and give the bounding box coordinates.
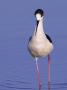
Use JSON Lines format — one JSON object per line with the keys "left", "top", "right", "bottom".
{"left": 0, "top": 79, "right": 67, "bottom": 90}
{"left": 0, "top": 0, "right": 67, "bottom": 90}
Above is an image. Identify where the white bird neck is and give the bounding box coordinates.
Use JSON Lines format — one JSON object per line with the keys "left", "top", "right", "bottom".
{"left": 34, "top": 20, "right": 46, "bottom": 37}
{"left": 37, "top": 20, "right": 44, "bottom": 30}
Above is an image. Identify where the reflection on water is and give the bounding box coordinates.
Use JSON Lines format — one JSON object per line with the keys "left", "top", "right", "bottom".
{"left": 48, "top": 82, "right": 51, "bottom": 90}
{"left": 0, "top": 79, "right": 67, "bottom": 90}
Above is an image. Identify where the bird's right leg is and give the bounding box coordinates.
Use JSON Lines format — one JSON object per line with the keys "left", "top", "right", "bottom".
{"left": 35, "top": 57, "right": 42, "bottom": 90}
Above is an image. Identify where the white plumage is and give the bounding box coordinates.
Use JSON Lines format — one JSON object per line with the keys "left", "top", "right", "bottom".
{"left": 28, "top": 13, "right": 53, "bottom": 57}
{"left": 28, "top": 9, "right": 54, "bottom": 89}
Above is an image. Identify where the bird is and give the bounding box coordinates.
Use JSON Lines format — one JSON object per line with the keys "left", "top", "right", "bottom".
{"left": 28, "top": 9, "right": 54, "bottom": 90}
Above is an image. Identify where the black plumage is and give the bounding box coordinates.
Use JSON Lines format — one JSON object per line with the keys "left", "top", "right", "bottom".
{"left": 34, "top": 9, "right": 44, "bottom": 17}
{"left": 29, "top": 36, "right": 32, "bottom": 41}
{"left": 45, "top": 34, "right": 52, "bottom": 43}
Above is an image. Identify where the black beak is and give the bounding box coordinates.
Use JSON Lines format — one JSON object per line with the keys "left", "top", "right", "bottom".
{"left": 36, "top": 20, "right": 39, "bottom": 30}
{"left": 35, "top": 20, "right": 39, "bottom": 35}
{"left": 37, "top": 20, "right": 39, "bottom": 27}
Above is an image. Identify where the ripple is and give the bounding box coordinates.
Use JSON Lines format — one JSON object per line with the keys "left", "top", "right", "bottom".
{"left": 0, "top": 80, "right": 67, "bottom": 90}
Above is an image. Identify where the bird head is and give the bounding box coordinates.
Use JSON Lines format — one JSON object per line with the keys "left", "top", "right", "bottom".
{"left": 34, "top": 9, "right": 44, "bottom": 21}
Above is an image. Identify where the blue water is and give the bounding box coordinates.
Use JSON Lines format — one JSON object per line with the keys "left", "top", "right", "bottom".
{"left": 0, "top": 0, "right": 67, "bottom": 90}
{"left": 0, "top": 79, "right": 67, "bottom": 90}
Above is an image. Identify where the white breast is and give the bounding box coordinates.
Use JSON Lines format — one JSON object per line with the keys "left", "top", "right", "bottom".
{"left": 28, "top": 20, "right": 53, "bottom": 57}
{"left": 28, "top": 36, "right": 53, "bottom": 57}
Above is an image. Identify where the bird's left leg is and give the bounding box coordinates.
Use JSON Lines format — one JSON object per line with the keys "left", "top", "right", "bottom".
{"left": 48, "top": 55, "right": 51, "bottom": 83}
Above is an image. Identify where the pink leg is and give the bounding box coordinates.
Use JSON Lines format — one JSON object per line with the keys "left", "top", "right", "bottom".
{"left": 35, "top": 57, "right": 42, "bottom": 90}
{"left": 48, "top": 55, "right": 51, "bottom": 83}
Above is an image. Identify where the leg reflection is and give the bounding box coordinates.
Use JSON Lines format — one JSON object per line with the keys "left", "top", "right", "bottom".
{"left": 48, "top": 82, "right": 51, "bottom": 90}
{"left": 39, "top": 83, "right": 42, "bottom": 90}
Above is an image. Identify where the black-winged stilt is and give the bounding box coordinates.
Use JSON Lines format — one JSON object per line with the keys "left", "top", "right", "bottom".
{"left": 28, "top": 9, "right": 54, "bottom": 90}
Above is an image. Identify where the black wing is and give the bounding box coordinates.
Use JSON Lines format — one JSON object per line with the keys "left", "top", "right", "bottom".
{"left": 29, "top": 36, "right": 32, "bottom": 41}
{"left": 45, "top": 34, "right": 52, "bottom": 43}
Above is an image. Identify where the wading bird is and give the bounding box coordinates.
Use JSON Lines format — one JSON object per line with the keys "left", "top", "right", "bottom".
{"left": 28, "top": 9, "right": 54, "bottom": 90}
